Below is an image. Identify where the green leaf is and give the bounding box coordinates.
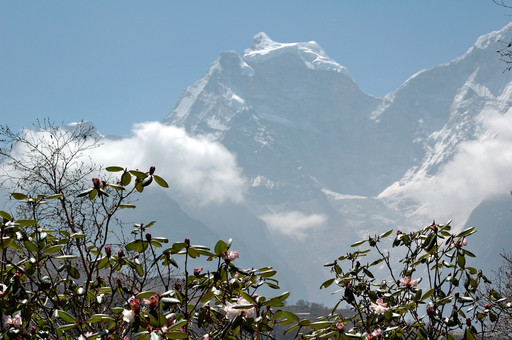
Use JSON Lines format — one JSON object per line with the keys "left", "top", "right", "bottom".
{"left": 320, "top": 278, "right": 335, "bottom": 289}
{"left": 16, "top": 219, "right": 37, "bottom": 227}
{"left": 121, "top": 171, "right": 132, "bottom": 186}
{"left": 457, "top": 254, "right": 466, "bottom": 268}
{"left": 89, "top": 188, "right": 98, "bottom": 200}
{"left": 77, "top": 188, "right": 93, "bottom": 198}
{"left": 43, "top": 245, "right": 63, "bottom": 254}
{"left": 168, "top": 319, "right": 188, "bottom": 331}
{"left": 106, "top": 166, "right": 124, "bottom": 172}
{"left": 11, "top": 193, "right": 28, "bottom": 200}
{"left": 457, "top": 227, "right": 476, "bottom": 238}
{"left": 240, "top": 291, "right": 257, "bottom": 304}
{"left": 351, "top": 239, "right": 366, "bottom": 247}
{"left": 55, "top": 254, "right": 78, "bottom": 260}
{"left": 46, "top": 193, "right": 64, "bottom": 200}
{"left": 130, "top": 170, "right": 148, "bottom": 178}
{"left": 464, "top": 327, "right": 476, "bottom": 340}
{"left": 153, "top": 175, "right": 169, "bottom": 188}
{"left": 0, "top": 211, "right": 12, "bottom": 220}
{"left": 58, "top": 310, "right": 77, "bottom": 323}
{"left": 24, "top": 240, "right": 38, "bottom": 252}
{"left": 308, "top": 321, "right": 331, "bottom": 329}
{"left": 136, "top": 291, "right": 158, "bottom": 299}
{"left": 119, "top": 204, "right": 137, "bottom": 209}
{"left": 421, "top": 288, "right": 434, "bottom": 301}
{"left": 71, "top": 233, "right": 87, "bottom": 239}
{"left": 380, "top": 229, "right": 394, "bottom": 238}
{"left": 67, "top": 265, "right": 80, "bottom": 279}
{"left": 165, "top": 331, "right": 188, "bottom": 339}
{"left": 214, "top": 240, "right": 228, "bottom": 255}
{"left": 282, "top": 311, "right": 300, "bottom": 323}
{"left": 56, "top": 323, "right": 77, "bottom": 331}
{"left": 126, "top": 240, "right": 148, "bottom": 252}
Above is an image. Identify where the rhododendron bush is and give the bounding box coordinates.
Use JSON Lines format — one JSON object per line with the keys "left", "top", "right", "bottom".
{"left": 291, "top": 224, "right": 512, "bottom": 339}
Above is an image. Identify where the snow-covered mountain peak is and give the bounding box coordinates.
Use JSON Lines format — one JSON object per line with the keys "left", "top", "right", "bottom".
{"left": 243, "top": 32, "right": 350, "bottom": 75}
{"left": 472, "top": 22, "right": 512, "bottom": 50}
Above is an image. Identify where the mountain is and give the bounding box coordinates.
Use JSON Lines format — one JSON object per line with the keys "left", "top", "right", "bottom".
{"left": 160, "top": 26, "right": 512, "bottom": 304}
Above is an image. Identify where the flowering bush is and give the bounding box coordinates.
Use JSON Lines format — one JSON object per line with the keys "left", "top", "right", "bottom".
{"left": 282, "top": 223, "right": 512, "bottom": 339}
{"left": 0, "top": 164, "right": 296, "bottom": 339}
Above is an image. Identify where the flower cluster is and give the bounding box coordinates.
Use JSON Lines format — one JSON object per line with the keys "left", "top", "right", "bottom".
{"left": 3, "top": 314, "right": 22, "bottom": 328}
{"left": 369, "top": 298, "right": 389, "bottom": 315}
{"left": 398, "top": 276, "right": 419, "bottom": 288}
{"left": 223, "top": 297, "right": 255, "bottom": 320}
{"left": 221, "top": 250, "right": 240, "bottom": 262}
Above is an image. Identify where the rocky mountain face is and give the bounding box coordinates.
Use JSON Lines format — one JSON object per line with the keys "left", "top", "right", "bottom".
{"left": 160, "top": 25, "right": 512, "bottom": 304}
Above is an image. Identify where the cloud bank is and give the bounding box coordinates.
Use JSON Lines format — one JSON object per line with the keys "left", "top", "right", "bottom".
{"left": 380, "top": 107, "right": 512, "bottom": 227}
{"left": 93, "top": 122, "right": 247, "bottom": 205}
{"left": 260, "top": 211, "right": 327, "bottom": 241}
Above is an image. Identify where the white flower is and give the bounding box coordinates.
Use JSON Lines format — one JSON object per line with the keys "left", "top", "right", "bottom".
{"left": 203, "top": 334, "right": 210, "bottom": 340}
{"left": 122, "top": 309, "right": 136, "bottom": 323}
{"left": 0, "top": 283, "right": 7, "bottom": 297}
{"left": 223, "top": 297, "right": 255, "bottom": 320}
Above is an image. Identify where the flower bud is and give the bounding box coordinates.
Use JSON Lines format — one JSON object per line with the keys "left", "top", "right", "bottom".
{"left": 484, "top": 303, "right": 491, "bottom": 310}
{"left": 104, "top": 245, "right": 112, "bottom": 257}
{"left": 92, "top": 178, "right": 101, "bottom": 188}
{"left": 149, "top": 166, "right": 156, "bottom": 175}
{"left": 145, "top": 233, "right": 152, "bottom": 241}
{"left": 184, "top": 238, "right": 190, "bottom": 246}
{"left": 426, "top": 305, "right": 434, "bottom": 315}
{"left": 193, "top": 267, "right": 203, "bottom": 277}
{"left": 118, "top": 250, "right": 125, "bottom": 258}
{"left": 454, "top": 292, "right": 459, "bottom": 298}
{"left": 396, "top": 230, "right": 402, "bottom": 235}
{"left": 466, "top": 318, "right": 471, "bottom": 326}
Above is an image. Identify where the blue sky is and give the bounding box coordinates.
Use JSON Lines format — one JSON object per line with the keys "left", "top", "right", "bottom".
{"left": 1, "top": 1, "right": 512, "bottom": 136}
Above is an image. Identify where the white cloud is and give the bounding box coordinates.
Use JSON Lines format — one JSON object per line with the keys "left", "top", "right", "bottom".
{"left": 380, "top": 107, "right": 512, "bottom": 227}
{"left": 260, "top": 211, "right": 327, "bottom": 241}
{"left": 93, "top": 122, "right": 247, "bottom": 205}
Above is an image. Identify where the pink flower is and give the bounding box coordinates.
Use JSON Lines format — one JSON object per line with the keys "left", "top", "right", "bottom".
{"left": 129, "top": 296, "right": 141, "bottom": 311}
{"left": 369, "top": 298, "right": 389, "bottom": 315}
{"left": 122, "top": 309, "right": 135, "bottom": 323}
{"left": 336, "top": 322, "right": 345, "bottom": 331}
{"left": 144, "top": 294, "right": 159, "bottom": 308}
{"left": 221, "top": 250, "right": 240, "bottom": 262}
{"left": 194, "top": 267, "right": 203, "bottom": 276}
{"left": 3, "top": 314, "right": 22, "bottom": 328}
{"left": 452, "top": 237, "right": 468, "bottom": 248}
{"left": 398, "top": 276, "right": 419, "bottom": 288}
{"left": 224, "top": 297, "right": 255, "bottom": 320}
{"left": 366, "top": 328, "right": 382, "bottom": 339}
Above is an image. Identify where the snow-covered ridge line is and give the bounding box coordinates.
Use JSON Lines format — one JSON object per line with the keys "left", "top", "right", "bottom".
{"left": 243, "top": 32, "right": 350, "bottom": 75}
